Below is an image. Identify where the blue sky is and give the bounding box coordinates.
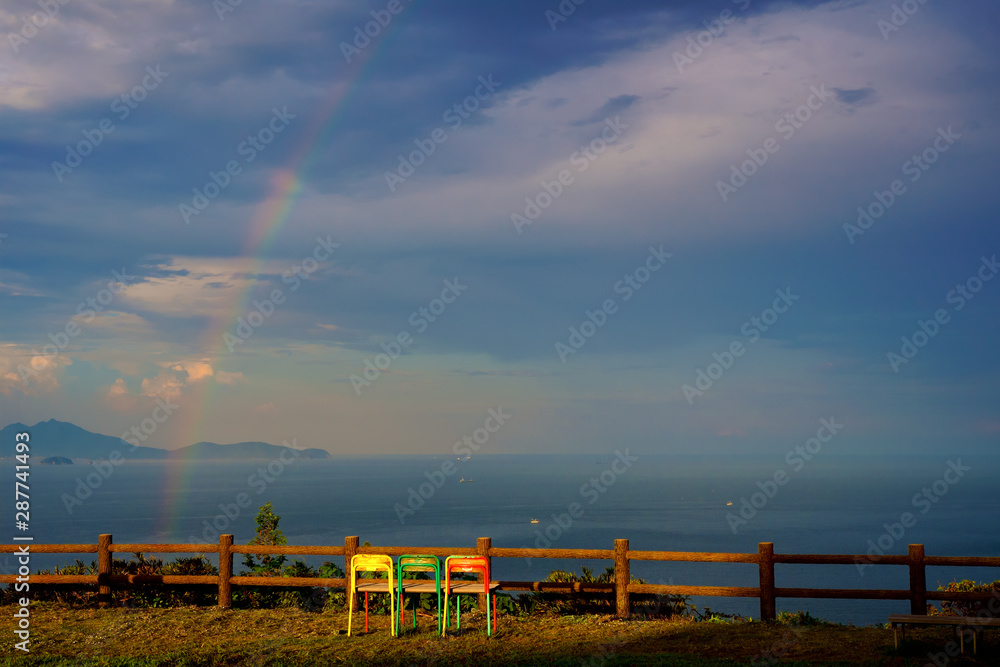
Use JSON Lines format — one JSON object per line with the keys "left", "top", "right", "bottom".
{"left": 1, "top": 0, "right": 998, "bottom": 458}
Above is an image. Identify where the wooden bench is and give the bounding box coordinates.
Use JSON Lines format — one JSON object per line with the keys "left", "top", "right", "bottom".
{"left": 355, "top": 581, "right": 500, "bottom": 594}
{"left": 889, "top": 614, "right": 1000, "bottom": 654}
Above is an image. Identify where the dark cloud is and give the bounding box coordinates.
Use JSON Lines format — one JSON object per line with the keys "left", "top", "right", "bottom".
{"left": 834, "top": 87, "right": 877, "bottom": 105}
{"left": 571, "top": 94, "right": 641, "bottom": 126}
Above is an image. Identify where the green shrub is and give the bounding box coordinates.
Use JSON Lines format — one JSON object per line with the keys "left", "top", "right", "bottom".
{"left": 776, "top": 610, "right": 827, "bottom": 626}
{"left": 931, "top": 579, "right": 1000, "bottom": 617}
{"left": 530, "top": 566, "right": 691, "bottom": 618}
{"left": 0, "top": 553, "right": 218, "bottom": 608}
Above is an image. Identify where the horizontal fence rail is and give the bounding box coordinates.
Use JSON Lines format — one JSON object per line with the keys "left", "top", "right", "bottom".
{"left": 2, "top": 536, "right": 998, "bottom": 620}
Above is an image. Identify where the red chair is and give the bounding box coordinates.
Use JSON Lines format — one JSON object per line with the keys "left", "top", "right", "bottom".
{"left": 444, "top": 555, "right": 496, "bottom": 637}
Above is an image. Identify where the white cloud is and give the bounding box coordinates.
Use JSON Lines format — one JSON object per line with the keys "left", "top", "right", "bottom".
{"left": 215, "top": 370, "right": 245, "bottom": 385}
{"left": 170, "top": 359, "right": 214, "bottom": 382}
{"left": 276, "top": 1, "right": 994, "bottom": 249}
{"left": 121, "top": 257, "right": 275, "bottom": 318}
{"left": 104, "top": 377, "right": 138, "bottom": 411}
{"left": 140, "top": 369, "right": 186, "bottom": 402}
{"left": 0, "top": 344, "right": 70, "bottom": 396}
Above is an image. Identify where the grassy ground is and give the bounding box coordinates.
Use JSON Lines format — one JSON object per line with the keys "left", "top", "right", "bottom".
{"left": 2, "top": 603, "right": 997, "bottom": 666}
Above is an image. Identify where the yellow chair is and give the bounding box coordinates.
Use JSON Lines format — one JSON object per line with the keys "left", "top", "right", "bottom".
{"left": 348, "top": 554, "right": 395, "bottom": 636}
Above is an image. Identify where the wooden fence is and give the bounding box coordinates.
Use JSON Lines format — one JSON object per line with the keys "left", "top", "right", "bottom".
{"left": 2, "top": 536, "right": 999, "bottom": 621}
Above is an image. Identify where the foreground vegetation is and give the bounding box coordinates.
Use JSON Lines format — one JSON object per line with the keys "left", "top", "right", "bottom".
{"left": 5, "top": 601, "right": 999, "bottom": 666}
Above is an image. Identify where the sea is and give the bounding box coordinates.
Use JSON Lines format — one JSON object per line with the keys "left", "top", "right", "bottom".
{"left": 4, "top": 453, "right": 999, "bottom": 626}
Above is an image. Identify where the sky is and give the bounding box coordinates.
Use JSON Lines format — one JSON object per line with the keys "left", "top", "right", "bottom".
{"left": 1, "top": 0, "right": 998, "bottom": 459}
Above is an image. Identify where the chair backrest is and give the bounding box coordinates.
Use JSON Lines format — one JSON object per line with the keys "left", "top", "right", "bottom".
{"left": 398, "top": 555, "right": 440, "bottom": 580}
{"left": 351, "top": 554, "right": 393, "bottom": 580}
{"left": 444, "top": 555, "right": 489, "bottom": 586}
{"left": 398, "top": 555, "right": 439, "bottom": 571}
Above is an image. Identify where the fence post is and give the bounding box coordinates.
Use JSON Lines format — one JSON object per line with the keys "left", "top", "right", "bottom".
{"left": 909, "top": 544, "right": 926, "bottom": 615}
{"left": 219, "top": 534, "right": 233, "bottom": 609}
{"left": 614, "top": 538, "right": 630, "bottom": 618}
{"left": 758, "top": 542, "right": 776, "bottom": 621}
{"left": 98, "top": 533, "right": 112, "bottom": 607}
{"left": 345, "top": 536, "right": 359, "bottom": 609}
{"left": 477, "top": 537, "right": 492, "bottom": 611}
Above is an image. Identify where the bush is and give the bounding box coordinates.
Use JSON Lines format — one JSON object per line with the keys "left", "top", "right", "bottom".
{"left": 776, "top": 610, "right": 827, "bottom": 626}
{"left": 530, "top": 566, "right": 691, "bottom": 618}
{"left": 0, "top": 554, "right": 218, "bottom": 608}
{"left": 931, "top": 579, "right": 1000, "bottom": 617}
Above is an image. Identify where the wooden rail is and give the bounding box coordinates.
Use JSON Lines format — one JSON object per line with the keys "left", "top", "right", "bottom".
{"left": 2, "top": 536, "right": 998, "bottom": 620}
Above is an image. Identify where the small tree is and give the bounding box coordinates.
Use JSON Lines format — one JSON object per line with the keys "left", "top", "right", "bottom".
{"left": 242, "top": 502, "right": 287, "bottom": 575}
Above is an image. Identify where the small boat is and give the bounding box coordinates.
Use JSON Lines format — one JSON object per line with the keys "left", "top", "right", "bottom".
{"left": 530, "top": 518, "right": 540, "bottom": 524}
{"left": 726, "top": 501, "right": 733, "bottom": 506}
{"left": 460, "top": 478, "right": 474, "bottom": 483}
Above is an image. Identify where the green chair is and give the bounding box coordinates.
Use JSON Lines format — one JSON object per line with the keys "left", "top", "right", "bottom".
{"left": 396, "top": 555, "right": 443, "bottom": 634}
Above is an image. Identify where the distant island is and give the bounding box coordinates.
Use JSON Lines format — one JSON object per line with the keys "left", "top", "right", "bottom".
{"left": 0, "top": 419, "right": 330, "bottom": 461}
{"left": 40, "top": 456, "right": 74, "bottom": 465}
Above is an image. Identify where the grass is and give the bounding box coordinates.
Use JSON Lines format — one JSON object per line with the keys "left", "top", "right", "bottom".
{"left": 1, "top": 602, "right": 998, "bottom": 666}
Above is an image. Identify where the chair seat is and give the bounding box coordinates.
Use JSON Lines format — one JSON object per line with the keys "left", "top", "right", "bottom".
{"left": 446, "top": 582, "right": 500, "bottom": 593}
{"left": 357, "top": 581, "right": 490, "bottom": 594}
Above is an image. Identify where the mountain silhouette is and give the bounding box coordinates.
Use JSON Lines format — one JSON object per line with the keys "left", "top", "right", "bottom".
{"left": 0, "top": 419, "right": 329, "bottom": 461}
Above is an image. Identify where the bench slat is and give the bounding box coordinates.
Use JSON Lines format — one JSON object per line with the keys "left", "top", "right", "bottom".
{"left": 355, "top": 582, "right": 500, "bottom": 593}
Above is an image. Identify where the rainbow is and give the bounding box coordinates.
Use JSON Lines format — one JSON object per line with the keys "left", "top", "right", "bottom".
{"left": 156, "top": 27, "right": 402, "bottom": 539}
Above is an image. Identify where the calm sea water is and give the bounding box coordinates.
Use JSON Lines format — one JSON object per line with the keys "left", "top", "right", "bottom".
{"left": 4, "top": 454, "right": 999, "bottom": 625}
